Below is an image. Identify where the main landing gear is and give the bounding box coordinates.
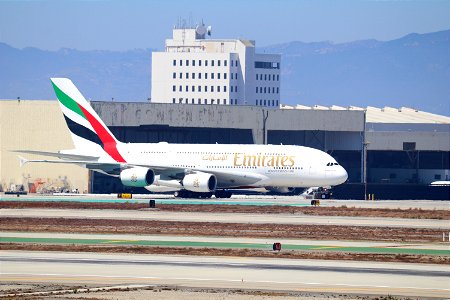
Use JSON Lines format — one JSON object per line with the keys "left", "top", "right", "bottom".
{"left": 174, "top": 190, "right": 232, "bottom": 199}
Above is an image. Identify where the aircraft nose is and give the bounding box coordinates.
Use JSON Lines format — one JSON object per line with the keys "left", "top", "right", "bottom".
{"left": 337, "top": 166, "right": 348, "bottom": 184}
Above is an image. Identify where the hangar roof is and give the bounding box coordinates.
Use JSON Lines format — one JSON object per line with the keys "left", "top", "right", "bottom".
{"left": 281, "top": 105, "right": 450, "bottom": 124}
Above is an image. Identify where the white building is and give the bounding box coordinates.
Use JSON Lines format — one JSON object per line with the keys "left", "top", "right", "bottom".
{"left": 151, "top": 24, "right": 280, "bottom": 107}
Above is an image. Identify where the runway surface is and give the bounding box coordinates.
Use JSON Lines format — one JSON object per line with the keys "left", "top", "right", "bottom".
{"left": 2, "top": 208, "right": 449, "bottom": 229}
{"left": 1, "top": 194, "right": 449, "bottom": 210}
{"left": 2, "top": 232, "right": 448, "bottom": 255}
{"left": 1, "top": 251, "right": 449, "bottom": 298}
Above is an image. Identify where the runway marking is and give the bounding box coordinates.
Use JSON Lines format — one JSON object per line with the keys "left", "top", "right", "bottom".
{"left": 2, "top": 272, "right": 450, "bottom": 293}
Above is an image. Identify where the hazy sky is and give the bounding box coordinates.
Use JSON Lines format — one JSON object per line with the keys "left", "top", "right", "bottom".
{"left": 1, "top": 0, "right": 449, "bottom": 51}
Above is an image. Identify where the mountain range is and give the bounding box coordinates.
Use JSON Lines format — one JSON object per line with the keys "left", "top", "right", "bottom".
{"left": 1, "top": 30, "right": 449, "bottom": 116}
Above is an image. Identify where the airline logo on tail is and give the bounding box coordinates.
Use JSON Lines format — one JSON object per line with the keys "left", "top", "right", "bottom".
{"left": 51, "top": 78, "right": 126, "bottom": 163}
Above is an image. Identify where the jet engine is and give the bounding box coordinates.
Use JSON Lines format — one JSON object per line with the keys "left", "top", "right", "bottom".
{"left": 120, "top": 167, "right": 155, "bottom": 187}
{"left": 182, "top": 172, "right": 217, "bottom": 193}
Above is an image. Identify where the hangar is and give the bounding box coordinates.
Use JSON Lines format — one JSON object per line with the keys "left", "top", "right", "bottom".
{"left": 1, "top": 100, "right": 448, "bottom": 198}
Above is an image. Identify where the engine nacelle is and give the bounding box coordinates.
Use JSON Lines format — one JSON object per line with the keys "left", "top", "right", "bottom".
{"left": 120, "top": 167, "right": 155, "bottom": 187}
{"left": 182, "top": 172, "right": 217, "bottom": 193}
{"left": 266, "top": 186, "right": 295, "bottom": 194}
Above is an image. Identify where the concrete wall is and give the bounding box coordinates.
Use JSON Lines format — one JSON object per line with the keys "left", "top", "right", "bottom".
{"left": 0, "top": 100, "right": 89, "bottom": 193}
{"left": 366, "top": 123, "right": 450, "bottom": 151}
{"left": 91, "top": 102, "right": 365, "bottom": 145}
{"left": 366, "top": 131, "right": 450, "bottom": 151}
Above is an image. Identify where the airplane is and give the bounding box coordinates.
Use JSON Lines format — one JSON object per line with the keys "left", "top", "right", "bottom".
{"left": 15, "top": 78, "right": 348, "bottom": 198}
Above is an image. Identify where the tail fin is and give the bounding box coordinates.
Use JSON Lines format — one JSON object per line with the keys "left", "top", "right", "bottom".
{"left": 50, "top": 78, "right": 126, "bottom": 163}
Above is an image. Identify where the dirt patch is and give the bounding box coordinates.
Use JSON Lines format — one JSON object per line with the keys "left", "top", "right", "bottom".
{"left": 2, "top": 243, "right": 448, "bottom": 265}
{"left": 1, "top": 201, "right": 449, "bottom": 219}
{"left": 0, "top": 217, "right": 443, "bottom": 242}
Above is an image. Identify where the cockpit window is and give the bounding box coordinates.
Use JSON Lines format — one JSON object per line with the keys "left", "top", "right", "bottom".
{"left": 327, "top": 162, "right": 339, "bottom": 166}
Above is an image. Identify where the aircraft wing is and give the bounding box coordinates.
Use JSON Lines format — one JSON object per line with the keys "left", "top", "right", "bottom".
{"left": 195, "top": 168, "right": 268, "bottom": 188}
{"left": 13, "top": 150, "right": 99, "bottom": 161}
{"left": 16, "top": 152, "right": 266, "bottom": 188}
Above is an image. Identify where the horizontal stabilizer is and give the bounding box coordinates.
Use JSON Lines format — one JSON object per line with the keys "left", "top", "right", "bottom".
{"left": 17, "top": 155, "right": 28, "bottom": 167}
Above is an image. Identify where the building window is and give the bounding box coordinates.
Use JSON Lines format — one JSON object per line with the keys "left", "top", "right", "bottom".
{"left": 277, "top": 75, "right": 279, "bottom": 81}
{"left": 272, "top": 100, "right": 275, "bottom": 106}
{"left": 211, "top": 60, "right": 214, "bottom": 66}
{"left": 217, "top": 86, "right": 220, "bottom": 92}
{"left": 264, "top": 87, "right": 266, "bottom": 93}
{"left": 179, "top": 98, "right": 182, "bottom": 103}
{"left": 172, "top": 85, "right": 176, "bottom": 92}
{"left": 192, "top": 98, "right": 195, "bottom": 104}
{"left": 204, "top": 86, "right": 208, "bottom": 92}
{"left": 179, "top": 85, "right": 182, "bottom": 92}
{"left": 224, "top": 73, "right": 227, "bottom": 79}
{"left": 186, "top": 72, "right": 189, "bottom": 79}
{"left": 198, "top": 85, "right": 201, "bottom": 92}
{"left": 224, "top": 86, "right": 227, "bottom": 92}
{"left": 211, "top": 86, "right": 214, "bottom": 92}
{"left": 191, "top": 85, "right": 195, "bottom": 92}
{"left": 223, "top": 99, "right": 227, "bottom": 105}
{"left": 230, "top": 86, "right": 233, "bottom": 92}
{"left": 272, "top": 87, "right": 275, "bottom": 93}
{"left": 205, "top": 73, "right": 208, "bottom": 79}
{"left": 235, "top": 86, "right": 238, "bottom": 92}
{"left": 180, "top": 59, "right": 182, "bottom": 66}
{"left": 277, "top": 87, "right": 279, "bottom": 94}
{"left": 185, "top": 85, "right": 188, "bottom": 92}
{"left": 272, "top": 74, "right": 275, "bottom": 81}
{"left": 186, "top": 60, "right": 189, "bottom": 66}
{"left": 217, "top": 99, "right": 221, "bottom": 104}
{"left": 268, "top": 75, "right": 271, "bottom": 81}
{"left": 224, "top": 60, "right": 227, "bottom": 67}
{"left": 198, "top": 98, "right": 201, "bottom": 104}
{"left": 179, "top": 72, "right": 182, "bottom": 79}
{"left": 211, "top": 73, "right": 214, "bottom": 79}
{"left": 199, "top": 60, "right": 202, "bottom": 66}
{"left": 185, "top": 98, "right": 188, "bottom": 104}
{"left": 256, "top": 87, "right": 258, "bottom": 93}
{"left": 403, "top": 142, "right": 416, "bottom": 151}
{"left": 192, "top": 73, "right": 195, "bottom": 79}
{"left": 268, "top": 87, "right": 271, "bottom": 94}
{"left": 205, "top": 60, "right": 208, "bottom": 67}
{"left": 231, "top": 73, "right": 233, "bottom": 80}
{"left": 204, "top": 99, "right": 207, "bottom": 104}
{"left": 218, "top": 60, "right": 221, "bottom": 67}
{"left": 256, "top": 74, "right": 258, "bottom": 80}
{"left": 172, "top": 98, "right": 175, "bottom": 103}
{"left": 218, "top": 73, "right": 221, "bottom": 79}
{"left": 173, "top": 72, "right": 176, "bottom": 79}
{"left": 255, "top": 100, "right": 258, "bottom": 105}
{"left": 199, "top": 73, "right": 202, "bottom": 79}
{"left": 235, "top": 73, "right": 238, "bottom": 79}
{"left": 173, "top": 59, "right": 176, "bottom": 66}
{"left": 264, "top": 100, "right": 266, "bottom": 106}
{"left": 276, "top": 100, "right": 279, "bottom": 106}
{"left": 264, "top": 74, "right": 267, "bottom": 80}
{"left": 211, "top": 99, "right": 215, "bottom": 104}
{"left": 192, "top": 60, "right": 195, "bottom": 66}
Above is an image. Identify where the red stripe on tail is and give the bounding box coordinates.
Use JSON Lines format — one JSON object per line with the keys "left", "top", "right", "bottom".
{"left": 78, "top": 105, "right": 126, "bottom": 163}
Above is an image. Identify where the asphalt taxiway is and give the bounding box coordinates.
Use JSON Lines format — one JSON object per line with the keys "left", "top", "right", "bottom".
{"left": 1, "top": 194, "right": 449, "bottom": 210}
{"left": 1, "top": 251, "right": 449, "bottom": 298}
{"left": 2, "top": 208, "right": 449, "bottom": 229}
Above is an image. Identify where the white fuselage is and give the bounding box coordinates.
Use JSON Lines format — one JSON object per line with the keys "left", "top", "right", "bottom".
{"left": 116, "top": 142, "right": 348, "bottom": 190}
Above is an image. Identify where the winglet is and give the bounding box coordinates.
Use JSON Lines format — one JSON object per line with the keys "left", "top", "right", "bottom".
{"left": 17, "top": 155, "right": 28, "bottom": 167}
